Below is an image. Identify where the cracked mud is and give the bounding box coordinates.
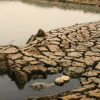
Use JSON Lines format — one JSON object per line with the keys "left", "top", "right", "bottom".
{"left": 0, "top": 21, "right": 100, "bottom": 100}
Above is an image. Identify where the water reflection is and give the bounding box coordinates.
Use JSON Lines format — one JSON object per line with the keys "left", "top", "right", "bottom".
{"left": 15, "top": 81, "right": 25, "bottom": 90}
{"left": 0, "top": 72, "right": 5, "bottom": 79}
{"left": 0, "top": 73, "right": 81, "bottom": 100}
{"left": 0, "top": 0, "right": 100, "bottom": 46}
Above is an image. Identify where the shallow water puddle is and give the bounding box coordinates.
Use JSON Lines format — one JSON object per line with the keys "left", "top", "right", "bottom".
{"left": 0, "top": 73, "right": 81, "bottom": 100}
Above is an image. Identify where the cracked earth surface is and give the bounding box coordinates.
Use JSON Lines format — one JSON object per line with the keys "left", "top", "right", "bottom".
{"left": 0, "top": 21, "right": 100, "bottom": 100}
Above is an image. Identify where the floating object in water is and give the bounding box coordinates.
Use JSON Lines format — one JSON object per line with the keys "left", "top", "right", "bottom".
{"left": 30, "top": 82, "right": 54, "bottom": 91}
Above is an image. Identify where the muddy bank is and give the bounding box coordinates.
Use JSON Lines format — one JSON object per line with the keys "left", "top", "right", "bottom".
{"left": 0, "top": 20, "right": 100, "bottom": 99}
{"left": 21, "top": 0, "right": 100, "bottom": 14}
{"left": 48, "top": 0, "right": 100, "bottom": 7}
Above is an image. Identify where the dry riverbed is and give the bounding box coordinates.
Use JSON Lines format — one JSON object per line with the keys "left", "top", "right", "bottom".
{"left": 0, "top": 21, "right": 100, "bottom": 100}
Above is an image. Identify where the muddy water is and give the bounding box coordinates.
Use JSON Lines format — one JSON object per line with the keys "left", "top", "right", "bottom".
{"left": 0, "top": 0, "right": 100, "bottom": 46}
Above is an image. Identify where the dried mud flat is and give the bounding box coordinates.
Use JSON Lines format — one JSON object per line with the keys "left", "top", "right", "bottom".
{"left": 0, "top": 21, "right": 100, "bottom": 100}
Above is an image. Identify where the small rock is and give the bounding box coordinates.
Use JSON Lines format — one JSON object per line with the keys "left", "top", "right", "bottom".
{"left": 61, "top": 75, "right": 70, "bottom": 82}
{"left": 55, "top": 75, "right": 70, "bottom": 85}
{"left": 55, "top": 77, "right": 64, "bottom": 85}
{"left": 36, "top": 29, "right": 47, "bottom": 37}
